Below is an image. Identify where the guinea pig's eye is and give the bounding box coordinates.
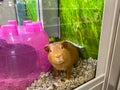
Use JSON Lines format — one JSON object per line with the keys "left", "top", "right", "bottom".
{"left": 49, "top": 49, "right": 52, "bottom": 52}
{"left": 61, "top": 46, "right": 64, "bottom": 49}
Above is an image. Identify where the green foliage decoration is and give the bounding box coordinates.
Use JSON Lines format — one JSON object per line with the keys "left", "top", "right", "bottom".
{"left": 59, "top": 0, "right": 104, "bottom": 59}
{"left": 24, "top": 0, "right": 37, "bottom": 21}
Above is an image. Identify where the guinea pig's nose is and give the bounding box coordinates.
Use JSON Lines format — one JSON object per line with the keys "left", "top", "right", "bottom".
{"left": 56, "top": 55, "right": 61, "bottom": 58}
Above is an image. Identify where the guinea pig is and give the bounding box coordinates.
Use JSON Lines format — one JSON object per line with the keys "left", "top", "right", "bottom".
{"left": 44, "top": 41, "right": 79, "bottom": 79}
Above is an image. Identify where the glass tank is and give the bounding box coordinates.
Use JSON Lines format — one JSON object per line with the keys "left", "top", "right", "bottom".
{"left": 0, "top": 0, "right": 104, "bottom": 90}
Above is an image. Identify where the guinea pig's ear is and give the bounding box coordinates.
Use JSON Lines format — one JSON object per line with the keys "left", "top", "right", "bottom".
{"left": 62, "top": 41, "right": 69, "bottom": 48}
{"left": 44, "top": 45, "right": 50, "bottom": 52}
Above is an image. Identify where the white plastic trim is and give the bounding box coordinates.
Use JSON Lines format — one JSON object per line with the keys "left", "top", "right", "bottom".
{"left": 96, "top": 0, "right": 118, "bottom": 77}
{"left": 107, "top": 11, "right": 120, "bottom": 90}
{"left": 37, "top": 0, "right": 44, "bottom": 28}
{"left": 36, "top": 0, "right": 39, "bottom": 21}
{"left": 74, "top": 74, "right": 104, "bottom": 90}
{"left": 101, "top": 0, "right": 120, "bottom": 89}
{"left": 117, "top": 77, "right": 120, "bottom": 90}
{"left": 89, "top": 82, "right": 103, "bottom": 90}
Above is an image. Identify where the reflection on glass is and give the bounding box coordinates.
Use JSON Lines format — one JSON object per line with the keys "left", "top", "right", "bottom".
{"left": 16, "top": 0, "right": 37, "bottom": 25}
{"left": 0, "top": 0, "right": 37, "bottom": 25}
{"left": 0, "top": 0, "right": 16, "bottom": 25}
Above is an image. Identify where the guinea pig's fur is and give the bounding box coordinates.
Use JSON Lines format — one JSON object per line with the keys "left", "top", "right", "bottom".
{"left": 44, "top": 41, "right": 79, "bottom": 79}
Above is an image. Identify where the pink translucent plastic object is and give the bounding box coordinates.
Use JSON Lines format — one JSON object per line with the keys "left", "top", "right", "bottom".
{"left": 0, "top": 26, "right": 2, "bottom": 37}
{"left": 0, "top": 39, "right": 40, "bottom": 90}
{"left": 32, "top": 22, "right": 43, "bottom": 32}
{"left": 7, "top": 20, "right": 18, "bottom": 32}
{"left": 0, "top": 21, "right": 51, "bottom": 90}
{"left": 1, "top": 25, "right": 18, "bottom": 36}
{"left": 0, "top": 25, "right": 20, "bottom": 44}
{"left": 18, "top": 20, "right": 32, "bottom": 35}
{"left": 33, "top": 22, "right": 51, "bottom": 71}
{"left": 8, "top": 20, "right": 17, "bottom": 26}
{"left": 23, "top": 20, "right": 32, "bottom": 26}
{"left": 24, "top": 22, "right": 51, "bottom": 72}
{"left": 25, "top": 23, "right": 34, "bottom": 34}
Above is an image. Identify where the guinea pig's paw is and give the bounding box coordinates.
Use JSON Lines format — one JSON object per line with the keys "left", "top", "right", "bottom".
{"left": 52, "top": 68, "right": 59, "bottom": 77}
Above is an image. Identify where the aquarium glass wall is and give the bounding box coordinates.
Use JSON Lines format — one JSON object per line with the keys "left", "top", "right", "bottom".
{"left": 42, "top": 0, "right": 104, "bottom": 59}
{"left": 0, "top": 0, "right": 105, "bottom": 90}
{"left": 59, "top": 0, "right": 104, "bottom": 59}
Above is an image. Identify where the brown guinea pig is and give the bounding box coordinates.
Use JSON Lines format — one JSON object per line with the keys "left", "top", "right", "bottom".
{"left": 44, "top": 41, "right": 79, "bottom": 79}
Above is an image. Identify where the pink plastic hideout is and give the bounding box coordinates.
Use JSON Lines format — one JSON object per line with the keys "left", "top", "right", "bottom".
{"left": 0, "top": 20, "right": 51, "bottom": 90}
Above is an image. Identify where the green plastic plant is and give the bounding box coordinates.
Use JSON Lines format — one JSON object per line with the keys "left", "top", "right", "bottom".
{"left": 59, "top": 0, "right": 104, "bottom": 59}
{"left": 24, "top": 0, "right": 37, "bottom": 21}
